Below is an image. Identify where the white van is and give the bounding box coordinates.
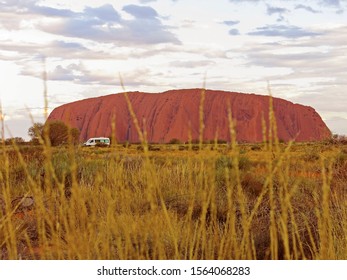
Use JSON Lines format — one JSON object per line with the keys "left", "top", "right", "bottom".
{"left": 84, "top": 137, "right": 110, "bottom": 146}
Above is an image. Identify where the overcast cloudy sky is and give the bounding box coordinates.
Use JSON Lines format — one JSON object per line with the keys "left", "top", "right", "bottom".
{"left": 0, "top": 0, "right": 346, "bottom": 139}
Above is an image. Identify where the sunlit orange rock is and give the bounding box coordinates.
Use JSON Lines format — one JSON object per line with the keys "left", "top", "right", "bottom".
{"left": 47, "top": 89, "right": 331, "bottom": 143}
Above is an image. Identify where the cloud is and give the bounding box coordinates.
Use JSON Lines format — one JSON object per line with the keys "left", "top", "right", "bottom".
{"left": 0, "top": 50, "right": 21, "bottom": 61}
{"left": 246, "top": 50, "right": 328, "bottom": 69}
{"left": 266, "top": 4, "right": 289, "bottom": 22}
{"left": 222, "top": 20, "right": 240, "bottom": 35}
{"left": 26, "top": 62, "right": 96, "bottom": 84}
{"left": 320, "top": 0, "right": 341, "bottom": 7}
{"left": 180, "top": 19, "right": 196, "bottom": 28}
{"left": 223, "top": 23, "right": 347, "bottom": 117}
{"left": 84, "top": 4, "right": 121, "bottom": 22}
{"left": 0, "top": 38, "right": 120, "bottom": 63}
{"left": 21, "top": 62, "right": 98, "bottom": 84}
{"left": 266, "top": 5, "right": 289, "bottom": 15}
{"left": 122, "top": 4, "right": 158, "bottom": 19}
{"left": 242, "top": 33, "right": 347, "bottom": 79}
{"left": 1, "top": 2, "right": 180, "bottom": 45}
{"left": 51, "top": 40, "right": 87, "bottom": 52}
{"left": 22, "top": 62, "right": 159, "bottom": 89}
{"left": 1, "top": 0, "right": 74, "bottom": 18}
{"left": 43, "top": 4, "right": 179, "bottom": 45}
{"left": 319, "top": 0, "right": 345, "bottom": 13}
{"left": 229, "top": 0, "right": 260, "bottom": 2}
{"left": 229, "top": 28, "right": 240, "bottom": 35}
{"left": 291, "top": 92, "right": 347, "bottom": 114}
{"left": 139, "top": 0, "right": 157, "bottom": 3}
{"left": 226, "top": 0, "right": 344, "bottom": 15}
{"left": 49, "top": 64, "right": 80, "bottom": 81}
{"left": 170, "top": 60, "right": 216, "bottom": 68}
{"left": 295, "top": 4, "right": 321, "bottom": 13}
{"left": 228, "top": 0, "right": 343, "bottom": 8}
{"left": 223, "top": 20, "right": 240, "bottom": 26}
{"left": 30, "top": 4, "right": 76, "bottom": 18}
{"left": 145, "top": 45, "right": 228, "bottom": 59}
{"left": 248, "top": 24, "right": 321, "bottom": 38}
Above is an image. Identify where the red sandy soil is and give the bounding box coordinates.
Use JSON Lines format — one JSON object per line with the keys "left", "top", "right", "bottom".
{"left": 48, "top": 89, "right": 331, "bottom": 143}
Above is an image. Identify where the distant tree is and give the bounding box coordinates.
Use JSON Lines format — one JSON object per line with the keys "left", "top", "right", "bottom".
{"left": 169, "top": 138, "right": 182, "bottom": 144}
{"left": 330, "top": 134, "right": 347, "bottom": 145}
{"left": 44, "top": 120, "right": 80, "bottom": 146}
{"left": 5, "top": 137, "right": 25, "bottom": 145}
{"left": 216, "top": 139, "right": 228, "bottom": 144}
{"left": 209, "top": 139, "right": 228, "bottom": 144}
{"left": 28, "top": 122, "right": 44, "bottom": 143}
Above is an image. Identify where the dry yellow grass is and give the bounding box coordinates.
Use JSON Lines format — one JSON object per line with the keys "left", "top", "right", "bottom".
{"left": 1, "top": 137, "right": 347, "bottom": 260}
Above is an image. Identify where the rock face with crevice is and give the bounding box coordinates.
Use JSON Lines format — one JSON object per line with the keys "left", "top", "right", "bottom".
{"left": 47, "top": 89, "right": 331, "bottom": 143}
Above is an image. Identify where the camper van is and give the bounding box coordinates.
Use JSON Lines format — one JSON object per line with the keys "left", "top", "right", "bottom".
{"left": 84, "top": 137, "right": 110, "bottom": 147}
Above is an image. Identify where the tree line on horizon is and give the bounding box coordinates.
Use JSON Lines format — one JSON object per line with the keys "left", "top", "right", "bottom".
{"left": 2, "top": 121, "right": 347, "bottom": 146}
{"left": 2, "top": 121, "right": 80, "bottom": 146}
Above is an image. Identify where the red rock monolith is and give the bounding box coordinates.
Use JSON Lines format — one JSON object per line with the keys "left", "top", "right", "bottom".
{"left": 47, "top": 89, "right": 331, "bottom": 143}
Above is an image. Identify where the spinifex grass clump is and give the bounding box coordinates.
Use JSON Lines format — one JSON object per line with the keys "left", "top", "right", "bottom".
{"left": 0, "top": 89, "right": 346, "bottom": 260}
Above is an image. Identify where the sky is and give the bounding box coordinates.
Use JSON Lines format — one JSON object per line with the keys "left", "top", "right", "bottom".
{"left": 0, "top": 0, "right": 346, "bottom": 140}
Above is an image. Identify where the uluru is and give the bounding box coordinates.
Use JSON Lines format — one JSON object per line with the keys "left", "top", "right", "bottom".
{"left": 47, "top": 89, "right": 331, "bottom": 143}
